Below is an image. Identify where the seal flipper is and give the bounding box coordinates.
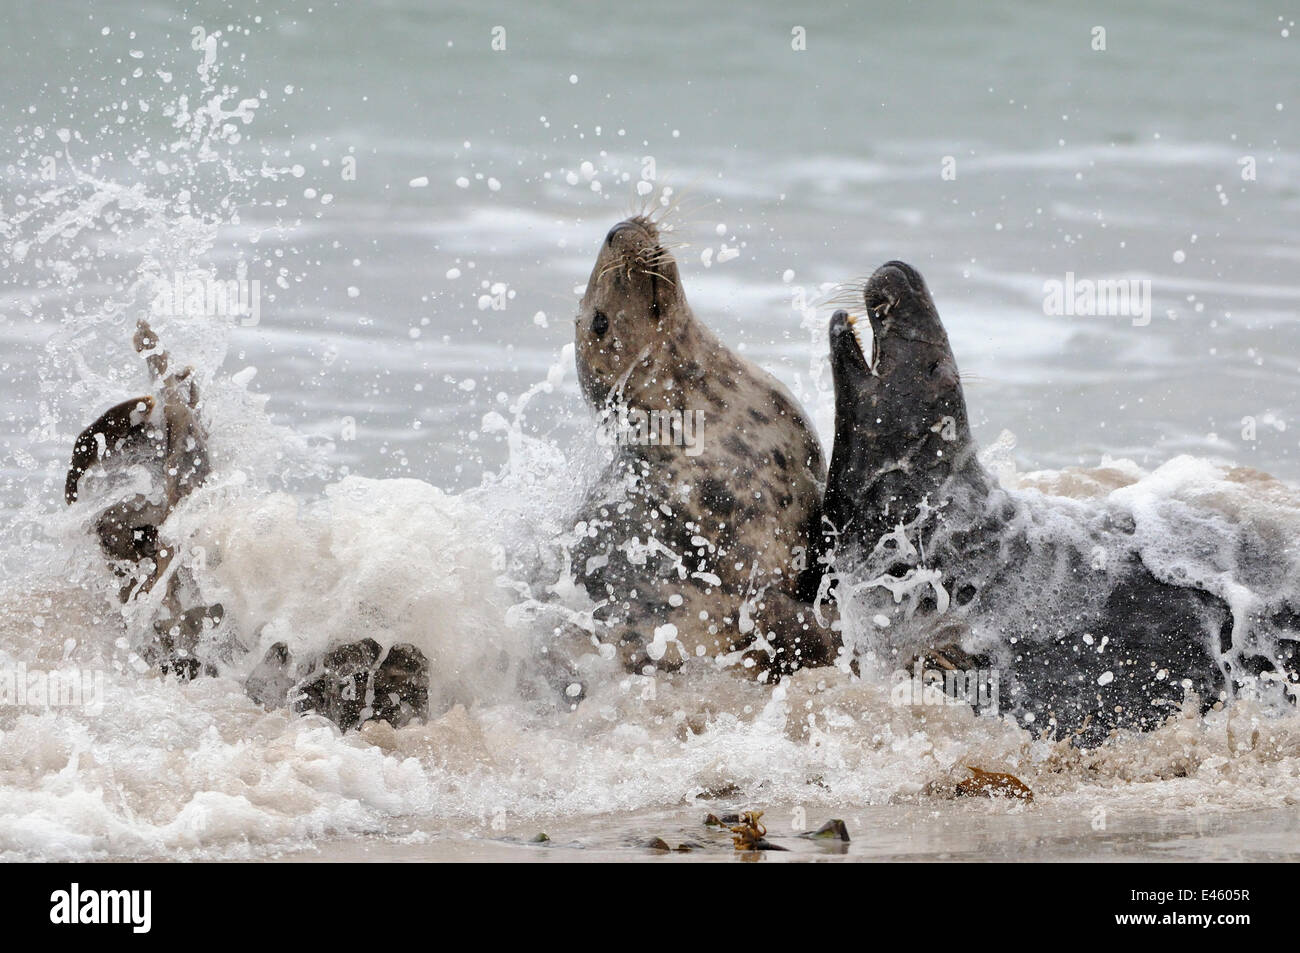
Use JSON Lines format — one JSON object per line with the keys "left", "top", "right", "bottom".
{"left": 274, "top": 639, "right": 431, "bottom": 731}
{"left": 135, "top": 318, "right": 210, "bottom": 509}
{"left": 148, "top": 603, "right": 226, "bottom": 680}
{"left": 67, "top": 321, "right": 223, "bottom": 674}
{"left": 65, "top": 395, "right": 157, "bottom": 505}
{"left": 744, "top": 587, "right": 839, "bottom": 674}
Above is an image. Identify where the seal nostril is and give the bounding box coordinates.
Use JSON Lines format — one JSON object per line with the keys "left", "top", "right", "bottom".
{"left": 878, "top": 261, "right": 915, "bottom": 284}
{"left": 605, "top": 221, "right": 636, "bottom": 247}
{"left": 591, "top": 309, "right": 609, "bottom": 337}
{"left": 866, "top": 261, "right": 920, "bottom": 307}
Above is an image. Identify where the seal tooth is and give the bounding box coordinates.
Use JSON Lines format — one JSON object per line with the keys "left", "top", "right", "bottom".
{"left": 844, "top": 313, "right": 867, "bottom": 356}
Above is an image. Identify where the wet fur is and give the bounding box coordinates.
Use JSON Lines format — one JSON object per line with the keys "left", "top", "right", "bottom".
{"left": 67, "top": 320, "right": 431, "bottom": 727}
{"left": 825, "top": 263, "right": 1295, "bottom": 746}
{"left": 570, "top": 217, "right": 834, "bottom": 677}
{"left": 66, "top": 320, "right": 215, "bottom": 673}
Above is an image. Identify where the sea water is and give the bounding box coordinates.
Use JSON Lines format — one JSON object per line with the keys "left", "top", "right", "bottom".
{"left": 0, "top": 1, "right": 1298, "bottom": 860}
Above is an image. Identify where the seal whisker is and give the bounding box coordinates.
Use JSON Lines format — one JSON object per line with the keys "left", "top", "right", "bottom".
{"left": 639, "top": 242, "right": 689, "bottom": 260}
{"left": 822, "top": 294, "right": 870, "bottom": 310}
{"left": 638, "top": 268, "right": 676, "bottom": 287}
{"left": 823, "top": 282, "right": 872, "bottom": 296}
{"left": 630, "top": 192, "right": 659, "bottom": 221}
{"left": 817, "top": 280, "right": 877, "bottom": 309}
{"left": 647, "top": 188, "right": 688, "bottom": 221}
{"left": 636, "top": 253, "right": 685, "bottom": 273}
{"left": 645, "top": 186, "right": 708, "bottom": 231}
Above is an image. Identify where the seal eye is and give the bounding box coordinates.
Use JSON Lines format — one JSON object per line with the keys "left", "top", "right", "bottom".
{"left": 591, "top": 309, "right": 609, "bottom": 337}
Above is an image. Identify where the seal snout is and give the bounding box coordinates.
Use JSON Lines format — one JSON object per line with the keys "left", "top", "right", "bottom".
{"left": 605, "top": 220, "right": 638, "bottom": 246}
{"left": 829, "top": 309, "right": 872, "bottom": 375}
{"left": 829, "top": 309, "right": 860, "bottom": 349}
{"left": 595, "top": 217, "right": 666, "bottom": 287}
{"left": 604, "top": 216, "right": 657, "bottom": 251}
{"left": 862, "top": 260, "right": 944, "bottom": 350}
{"left": 863, "top": 261, "right": 921, "bottom": 316}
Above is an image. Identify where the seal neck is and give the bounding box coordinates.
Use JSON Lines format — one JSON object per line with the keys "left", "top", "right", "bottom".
{"left": 824, "top": 314, "right": 990, "bottom": 557}
{"left": 826, "top": 406, "right": 990, "bottom": 557}
{"left": 600, "top": 308, "right": 714, "bottom": 414}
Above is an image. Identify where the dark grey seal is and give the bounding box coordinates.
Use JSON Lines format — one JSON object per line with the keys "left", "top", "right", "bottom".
{"left": 823, "top": 262, "right": 1296, "bottom": 745}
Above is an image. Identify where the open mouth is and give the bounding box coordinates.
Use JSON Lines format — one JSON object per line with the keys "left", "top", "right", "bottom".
{"left": 849, "top": 312, "right": 882, "bottom": 372}
{"left": 832, "top": 310, "right": 878, "bottom": 373}
{"left": 846, "top": 312, "right": 867, "bottom": 357}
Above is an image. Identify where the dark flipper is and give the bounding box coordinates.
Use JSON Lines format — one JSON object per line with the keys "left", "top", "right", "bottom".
{"left": 293, "top": 638, "right": 383, "bottom": 730}
{"left": 371, "top": 643, "right": 430, "bottom": 728}
{"left": 148, "top": 603, "right": 226, "bottom": 680}
{"left": 65, "top": 395, "right": 156, "bottom": 504}
{"left": 256, "top": 639, "right": 431, "bottom": 731}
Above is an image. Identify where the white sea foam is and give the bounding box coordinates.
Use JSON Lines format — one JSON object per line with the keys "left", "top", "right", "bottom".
{"left": 6, "top": 389, "right": 1300, "bottom": 860}
{"left": 3, "top": 12, "right": 1300, "bottom": 861}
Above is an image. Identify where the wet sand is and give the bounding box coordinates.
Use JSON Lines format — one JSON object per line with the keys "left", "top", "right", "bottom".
{"left": 262, "top": 803, "right": 1300, "bottom": 863}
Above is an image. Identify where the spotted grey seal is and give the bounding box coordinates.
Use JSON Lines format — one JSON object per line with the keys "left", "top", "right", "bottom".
{"left": 566, "top": 216, "right": 836, "bottom": 679}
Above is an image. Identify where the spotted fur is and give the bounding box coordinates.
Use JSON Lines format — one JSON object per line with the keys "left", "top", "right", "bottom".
{"left": 570, "top": 217, "right": 835, "bottom": 677}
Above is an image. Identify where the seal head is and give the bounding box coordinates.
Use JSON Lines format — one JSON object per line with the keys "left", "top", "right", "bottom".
{"left": 825, "top": 262, "right": 987, "bottom": 555}
{"left": 576, "top": 217, "right": 690, "bottom": 411}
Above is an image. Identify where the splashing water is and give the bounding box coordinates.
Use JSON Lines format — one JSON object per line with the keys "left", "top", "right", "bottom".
{"left": 2, "top": 23, "right": 1300, "bottom": 862}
